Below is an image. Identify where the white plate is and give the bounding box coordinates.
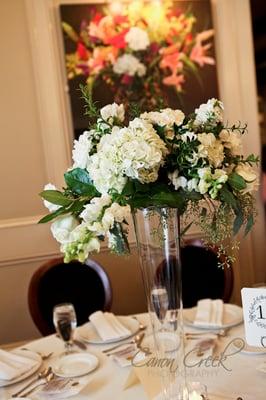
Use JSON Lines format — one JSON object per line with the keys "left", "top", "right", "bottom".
{"left": 0, "top": 349, "right": 42, "bottom": 388}
{"left": 233, "top": 338, "right": 266, "bottom": 355}
{"left": 77, "top": 316, "right": 139, "bottom": 344}
{"left": 52, "top": 353, "right": 98, "bottom": 378}
{"left": 183, "top": 303, "right": 243, "bottom": 329}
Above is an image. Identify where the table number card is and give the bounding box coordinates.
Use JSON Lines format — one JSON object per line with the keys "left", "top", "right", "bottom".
{"left": 241, "top": 287, "right": 266, "bottom": 347}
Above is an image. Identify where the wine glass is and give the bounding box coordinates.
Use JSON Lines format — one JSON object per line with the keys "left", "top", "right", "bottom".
{"left": 53, "top": 303, "right": 77, "bottom": 354}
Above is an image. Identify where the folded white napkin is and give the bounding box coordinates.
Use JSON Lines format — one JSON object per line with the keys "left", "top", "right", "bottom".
{"left": 0, "top": 349, "right": 38, "bottom": 381}
{"left": 89, "top": 311, "right": 131, "bottom": 341}
{"left": 194, "top": 299, "right": 224, "bottom": 328}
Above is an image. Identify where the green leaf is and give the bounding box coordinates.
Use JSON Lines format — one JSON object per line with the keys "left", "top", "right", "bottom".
{"left": 39, "top": 190, "right": 73, "bottom": 206}
{"left": 151, "top": 191, "right": 186, "bottom": 211}
{"left": 38, "top": 206, "right": 68, "bottom": 223}
{"left": 244, "top": 214, "right": 254, "bottom": 236}
{"left": 109, "top": 222, "right": 130, "bottom": 254}
{"left": 219, "top": 186, "right": 238, "bottom": 210}
{"left": 121, "top": 180, "right": 135, "bottom": 196}
{"left": 228, "top": 173, "right": 247, "bottom": 191}
{"left": 233, "top": 211, "right": 244, "bottom": 235}
{"left": 62, "top": 22, "right": 79, "bottom": 42}
{"left": 64, "top": 168, "right": 98, "bottom": 196}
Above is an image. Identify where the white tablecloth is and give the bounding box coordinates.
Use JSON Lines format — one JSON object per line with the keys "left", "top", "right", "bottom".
{"left": 1, "top": 313, "right": 266, "bottom": 399}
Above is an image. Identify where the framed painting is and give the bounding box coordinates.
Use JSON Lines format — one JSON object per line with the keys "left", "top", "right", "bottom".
{"left": 59, "top": 0, "right": 219, "bottom": 138}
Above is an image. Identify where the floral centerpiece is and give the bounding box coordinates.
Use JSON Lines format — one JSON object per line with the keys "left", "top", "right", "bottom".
{"left": 39, "top": 90, "right": 258, "bottom": 266}
{"left": 63, "top": 0, "right": 215, "bottom": 110}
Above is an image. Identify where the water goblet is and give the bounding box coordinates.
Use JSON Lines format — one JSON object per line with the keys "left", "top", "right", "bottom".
{"left": 53, "top": 303, "right": 77, "bottom": 354}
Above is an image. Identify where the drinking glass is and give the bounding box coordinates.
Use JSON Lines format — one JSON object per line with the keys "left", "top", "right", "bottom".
{"left": 53, "top": 303, "right": 77, "bottom": 354}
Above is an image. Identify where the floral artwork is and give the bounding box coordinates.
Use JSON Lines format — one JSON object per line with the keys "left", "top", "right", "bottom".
{"left": 60, "top": 1, "right": 218, "bottom": 136}
{"left": 40, "top": 93, "right": 258, "bottom": 265}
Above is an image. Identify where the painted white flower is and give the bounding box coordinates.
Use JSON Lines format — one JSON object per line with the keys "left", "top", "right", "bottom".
{"left": 168, "top": 170, "right": 187, "bottom": 190}
{"left": 113, "top": 54, "right": 146, "bottom": 77}
{"left": 125, "top": 27, "right": 150, "bottom": 51}
{"left": 80, "top": 195, "right": 112, "bottom": 224}
{"left": 100, "top": 103, "right": 125, "bottom": 124}
{"left": 72, "top": 131, "right": 93, "bottom": 169}
{"left": 235, "top": 163, "right": 259, "bottom": 193}
{"left": 43, "top": 183, "right": 60, "bottom": 212}
{"left": 141, "top": 108, "right": 184, "bottom": 128}
{"left": 219, "top": 129, "right": 243, "bottom": 156}
{"left": 194, "top": 98, "right": 224, "bottom": 126}
{"left": 51, "top": 215, "right": 79, "bottom": 244}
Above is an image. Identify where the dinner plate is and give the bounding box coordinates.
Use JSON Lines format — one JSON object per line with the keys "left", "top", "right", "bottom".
{"left": 52, "top": 353, "right": 99, "bottom": 378}
{"left": 77, "top": 316, "right": 139, "bottom": 344}
{"left": 0, "top": 349, "right": 42, "bottom": 388}
{"left": 183, "top": 303, "right": 243, "bottom": 329}
{"left": 233, "top": 338, "right": 266, "bottom": 355}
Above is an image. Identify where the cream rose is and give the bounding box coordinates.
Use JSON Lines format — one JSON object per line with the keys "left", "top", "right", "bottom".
{"left": 235, "top": 164, "right": 259, "bottom": 193}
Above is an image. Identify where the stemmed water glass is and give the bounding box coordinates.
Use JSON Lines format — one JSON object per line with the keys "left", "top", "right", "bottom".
{"left": 53, "top": 303, "right": 77, "bottom": 354}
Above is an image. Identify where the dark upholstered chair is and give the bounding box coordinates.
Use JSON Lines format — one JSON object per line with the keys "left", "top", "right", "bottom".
{"left": 28, "top": 258, "right": 112, "bottom": 336}
{"left": 181, "top": 239, "right": 234, "bottom": 308}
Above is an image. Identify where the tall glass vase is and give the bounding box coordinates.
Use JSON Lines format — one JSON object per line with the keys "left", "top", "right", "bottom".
{"left": 133, "top": 207, "right": 187, "bottom": 400}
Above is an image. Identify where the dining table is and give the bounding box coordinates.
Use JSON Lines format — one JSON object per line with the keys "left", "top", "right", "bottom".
{"left": 1, "top": 312, "right": 266, "bottom": 400}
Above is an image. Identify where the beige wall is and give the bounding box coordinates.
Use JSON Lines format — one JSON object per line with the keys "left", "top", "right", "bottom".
{"left": 0, "top": 0, "right": 145, "bottom": 346}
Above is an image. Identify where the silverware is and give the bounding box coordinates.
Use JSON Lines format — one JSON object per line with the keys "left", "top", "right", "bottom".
{"left": 185, "top": 328, "right": 229, "bottom": 338}
{"left": 12, "top": 366, "right": 52, "bottom": 398}
{"left": 21, "top": 348, "right": 53, "bottom": 360}
{"left": 132, "top": 316, "right": 147, "bottom": 331}
{"left": 20, "top": 371, "right": 55, "bottom": 397}
{"left": 102, "top": 332, "right": 145, "bottom": 354}
{"left": 73, "top": 339, "right": 87, "bottom": 350}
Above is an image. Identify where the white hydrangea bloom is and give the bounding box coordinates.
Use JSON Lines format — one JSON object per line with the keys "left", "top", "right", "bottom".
{"left": 168, "top": 170, "right": 187, "bottom": 190}
{"left": 113, "top": 54, "right": 146, "bottom": 77}
{"left": 43, "top": 183, "right": 60, "bottom": 212}
{"left": 72, "top": 131, "right": 93, "bottom": 169}
{"left": 87, "top": 118, "right": 167, "bottom": 193}
{"left": 80, "top": 195, "right": 112, "bottom": 224}
{"left": 125, "top": 27, "right": 150, "bottom": 51}
{"left": 235, "top": 163, "right": 259, "bottom": 193}
{"left": 100, "top": 103, "right": 125, "bottom": 124}
{"left": 194, "top": 98, "right": 224, "bottom": 126}
{"left": 51, "top": 215, "right": 79, "bottom": 244}
{"left": 219, "top": 129, "right": 243, "bottom": 156}
{"left": 141, "top": 108, "right": 184, "bottom": 128}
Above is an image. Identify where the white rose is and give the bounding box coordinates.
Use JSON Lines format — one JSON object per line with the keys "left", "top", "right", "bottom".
{"left": 168, "top": 170, "right": 187, "bottom": 190}
{"left": 100, "top": 103, "right": 125, "bottom": 124}
{"left": 219, "top": 129, "right": 243, "bottom": 156}
{"left": 207, "top": 141, "right": 224, "bottom": 168}
{"left": 235, "top": 163, "right": 259, "bottom": 193}
{"left": 141, "top": 108, "right": 184, "bottom": 128}
{"left": 197, "top": 132, "right": 216, "bottom": 146}
{"left": 80, "top": 195, "right": 112, "bottom": 224}
{"left": 113, "top": 54, "right": 146, "bottom": 77}
{"left": 125, "top": 27, "right": 150, "bottom": 51}
{"left": 51, "top": 215, "right": 79, "bottom": 244}
{"left": 72, "top": 131, "right": 93, "bottom": 169}
{"left": 212, "top": 169, "right": 228, "bottom": 184}
{"left": 43, "top": 183, "right": 60, "bottom": 212}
